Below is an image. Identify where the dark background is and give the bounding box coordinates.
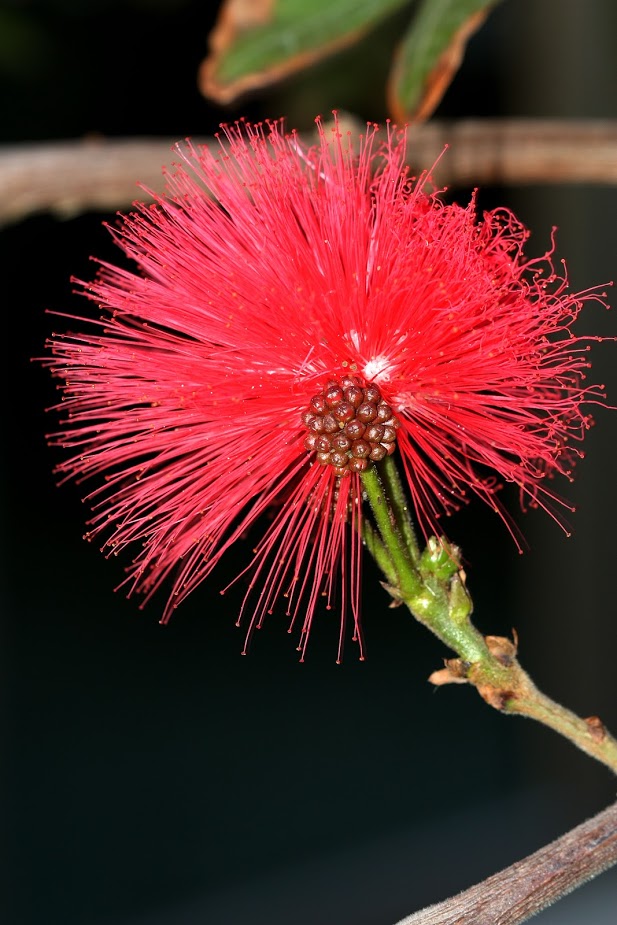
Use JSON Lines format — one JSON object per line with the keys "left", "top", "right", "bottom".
{"left": 2, "top": 1, "right": 617, "bottom": 923}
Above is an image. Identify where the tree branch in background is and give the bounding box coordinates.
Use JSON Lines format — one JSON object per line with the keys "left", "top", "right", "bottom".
{"left": 2, "top": 118, "right": 617, "bottom": 227}
{"left": 396, "top": 798, "right": 617, "bottom": 925}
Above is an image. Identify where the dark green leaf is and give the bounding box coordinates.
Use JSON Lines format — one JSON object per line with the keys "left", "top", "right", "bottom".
{"left": 200, "top": 0, "right": 410, "bottom": 104}
{"left": 388, "top": 0, "right": 501, "bottom": 122}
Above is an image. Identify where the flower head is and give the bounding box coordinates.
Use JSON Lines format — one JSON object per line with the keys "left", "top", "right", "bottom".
{"left": 46, "top": 115, "right": 608, "bottom": 659}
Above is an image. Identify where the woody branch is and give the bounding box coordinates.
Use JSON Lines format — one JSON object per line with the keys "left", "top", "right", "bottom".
{"left": 396, "top": 798, "right": 617, "bottom": 925}
{"left": 2, "top": 118, "right": 617, "bottom": 227}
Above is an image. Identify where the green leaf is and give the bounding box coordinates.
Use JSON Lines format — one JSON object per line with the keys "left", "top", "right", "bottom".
{"left": 388, "top": 0, "right": 502, "bottom": 123}
{"left": 199, "top": 0, "right": 410, "bottom": 104}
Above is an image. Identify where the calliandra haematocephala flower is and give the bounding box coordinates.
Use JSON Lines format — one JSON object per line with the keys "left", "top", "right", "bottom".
{"left": 44, "top": 115, "right": 609, "bottom": 660}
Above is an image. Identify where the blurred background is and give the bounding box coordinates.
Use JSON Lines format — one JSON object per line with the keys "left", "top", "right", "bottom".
{"left": 2, "top": 1, "right": 617, "bottom": 923}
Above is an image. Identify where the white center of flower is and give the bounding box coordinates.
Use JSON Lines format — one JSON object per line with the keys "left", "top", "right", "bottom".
{"left": 362, "top": 355, "right": 393, "bottom": 382}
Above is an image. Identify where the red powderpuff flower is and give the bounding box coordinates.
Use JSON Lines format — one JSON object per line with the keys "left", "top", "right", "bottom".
{"left": 45, "top": 116, "right": 608, "bottom": 660}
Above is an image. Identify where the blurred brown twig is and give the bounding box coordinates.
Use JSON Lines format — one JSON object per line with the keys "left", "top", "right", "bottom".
{"left": 2, "top": 118, "right": 617, "bottom": 227}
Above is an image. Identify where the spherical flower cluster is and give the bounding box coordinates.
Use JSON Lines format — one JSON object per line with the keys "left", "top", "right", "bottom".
{"left": 302, "top": 376, "right": 400, "bottom": 474}
{"left": 45, "top": 115, "right": 607, "bottom": 659}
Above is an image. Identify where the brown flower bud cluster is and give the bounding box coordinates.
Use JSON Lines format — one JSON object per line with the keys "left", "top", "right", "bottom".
{"left": 302, "top": 377, "right": 399, "bottom": 475}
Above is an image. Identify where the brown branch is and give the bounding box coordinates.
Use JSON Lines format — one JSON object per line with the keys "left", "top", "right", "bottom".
{"left": 2, "top": 119, "right": 617, "bottom": 227}
{"left": 429, "top": 635, "right": 617, "bottom": 776}
{"left": 0, "top": 136, "right": 197, "bottom": 227}
{"left": 407, "top": 118, "right": 617, "bottom": 188}
{"left": 395, "top": 799, "right": 617, "bottom": 925}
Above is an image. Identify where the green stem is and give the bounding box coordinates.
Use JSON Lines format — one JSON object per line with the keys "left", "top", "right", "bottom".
{"left": 361, "top": 520, "right": 398, "bottom": 587}
{"left": 360, "top": 465, "right": 422, "bottom": 599}
{"left": 504, "top": 676, "right": 617, "bottom": 772}
{"left": 361, "top": 456, "right": 617, "bottom": 776}
{"left": 378, "top": 455, "right": 421, "bottom": 564}
{"left": 361, "top": 464, "right": 494, "bottom": 669}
